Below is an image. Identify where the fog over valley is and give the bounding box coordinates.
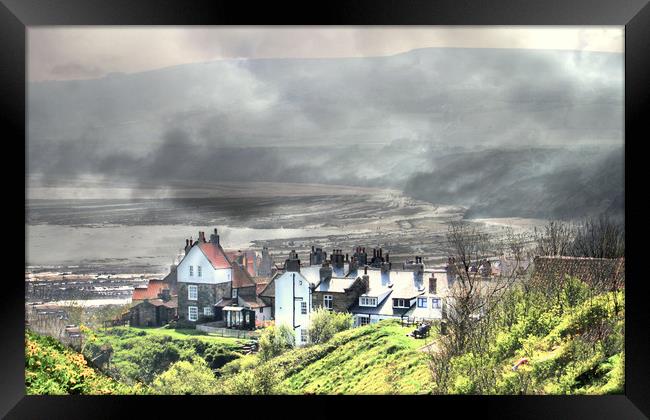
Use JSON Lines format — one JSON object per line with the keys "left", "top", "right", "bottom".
{"left": 26, "top": 46, "right": 623, "bottom": 271}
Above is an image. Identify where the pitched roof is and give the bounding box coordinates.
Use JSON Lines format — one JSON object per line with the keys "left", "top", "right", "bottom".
{"left": 231, "top": 262, "right": 256, "bottom": 288}
{"left": 239, "top": 295, "right": 268, "bottom": 308}
{"left": 315, "top": 277, "right": 356, "bottom": 293}
{"left": 198, "top": 242, "right": 232, "bottom": 269}
{"left": 136, "top": 297, "right": 177, "bottom": 308}
{"left": 259, "top": 278, "right": 275, "bottom": 298}
{"left": 254, "top": 277, "right": 271, "bottom": 295}
{"left": 529, "top": 256, "right": 625, "bottom": 289}
{"left": 132, "top": 279, "right": 168, "bottom": 301}
{"left": 225, "top": 249, "right": 259, "bottom": 276}
{"left": 215, "top": 298, "right": 235, "bottom": 307}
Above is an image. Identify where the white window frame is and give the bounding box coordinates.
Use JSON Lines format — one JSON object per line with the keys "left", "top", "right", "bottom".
{"left": 417, "top": 297, "right": 427, "bottom": 308}
{"left": 358, "top": 316, "right": 370, "bottom": 326}
{"left": 197, "top": 265, "right": 202, "bottom": 277}
{"left": 393, "top": 298, "right": 409, "bottom": 308}
{"left": 203, "top": 306, "right": 213, "bottom": 316}
{"left": 232, "top": 288, "right": 238, "bottom": 299}
{"left": 301, "top": 301, "right": 307, "bottom": 315}
{"left": 188, "top": 306, "right": 198, "bottom": 321}
{"left": 189, "top": 265, "right": 194, "bottom": 277}
{"left": 188, "top": 285, "right": 198, "bottom": 301}
{"left": 300, "top": 329, "right": 308, "bottom": 343}
{"left": 323, "top": 295, "right": 333, "bottom": 310}
{"left": 359, "top": 296, "right": 377, "bottom": 307}
{"left": 431, "top": 298, "right": 441, "bottom": 309}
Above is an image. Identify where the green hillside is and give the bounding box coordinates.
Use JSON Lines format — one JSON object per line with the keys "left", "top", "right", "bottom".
{"left": 218, "top": 278, "right": 624, "bottom": 395}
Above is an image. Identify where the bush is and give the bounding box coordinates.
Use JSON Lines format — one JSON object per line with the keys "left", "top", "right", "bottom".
{"left": 309, "top": 308, "right": 353, "bottom": 345}
{"left": 221, "top": 363, "right": 287, "bottom": 395}
{"left": 259, "top": 325, "right": 295, "bottom": 362}
{"left": 25, "top": 330, "right": 141, "bottom": 395}
{"left": 150, "top": 357, "right": 219, "bottom": 395}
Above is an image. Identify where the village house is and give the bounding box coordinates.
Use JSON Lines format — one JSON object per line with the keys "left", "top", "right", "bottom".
{"left": 264, "top": 245, "right": 449, "bottom": 345}
{"left": 348, "top": 256, "right": 448, "bottom": 326}
{"left": 125, "top": 289, "right": 178, "bottom": 327}
{"left": 216, "top": 259, "right": 272, "bottom": 329}
{"left": 176, "top": 229, "right": 233, "bottom": 326}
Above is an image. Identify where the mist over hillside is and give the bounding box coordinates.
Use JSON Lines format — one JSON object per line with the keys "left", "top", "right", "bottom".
{"left": 404, "top": 146, "right": 624, "bottom": 220}
{"left": 28, "top": 47, "right": 623, "bottom": 221}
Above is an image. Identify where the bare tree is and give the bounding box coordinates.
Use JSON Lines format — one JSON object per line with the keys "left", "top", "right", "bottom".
{"left": 442, "top": 222, "right": 530, "bottom": 356}
{"left": 571, "top": 213, "right": 624, "bottom": 259}
{"left": 533, "top": 220, "right": 576, "bottom": 256}
{"left": 428, "top": 222, "right": 530, "bottom": 394}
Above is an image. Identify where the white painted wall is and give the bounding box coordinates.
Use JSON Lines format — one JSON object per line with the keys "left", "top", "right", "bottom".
{"left": 255, "top": 306, "right": 273, "bottom": 322}
{"left": 177, "top": 246, "right": 232, "bottom": 284}
{"left": 274, "top": 271, "right": 311, "bottom": 346}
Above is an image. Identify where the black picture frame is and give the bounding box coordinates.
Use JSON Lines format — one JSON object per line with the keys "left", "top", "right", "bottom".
{"left": 3, "top": 0, "right": 649, "bottom": 418}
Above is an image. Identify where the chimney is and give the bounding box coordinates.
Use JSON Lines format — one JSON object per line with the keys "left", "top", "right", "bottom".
{"left": 429, "top": 276, "right": 437, "bottom": 294}
{"left": 285, "top": 250, "right": 301, "bottom": 272}
{"left": 210, "top": 228, "right": 220, "bottom": 245}
{"left": 320, "top": 262, "right": 333, "bottom": 283}
{"left": 198, "top": 231, "right": 206, "bottom": 243}
{"left": 159, "top": 288, "right": 171, "bottom": 302}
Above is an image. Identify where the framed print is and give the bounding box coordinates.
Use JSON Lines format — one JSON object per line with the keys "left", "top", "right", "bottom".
{"left": 3, "top": 0, "right": 649, "bottom": 418}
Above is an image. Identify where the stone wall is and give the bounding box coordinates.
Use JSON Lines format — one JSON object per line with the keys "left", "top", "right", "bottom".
{"left": 312, "top": 291, "right": 358, "bottom": 313}
{"left": 129, "top": 302, "right": 158, "bottom": 327}
{"left": 177, "top": 282, "right": 231, "bottom": 327}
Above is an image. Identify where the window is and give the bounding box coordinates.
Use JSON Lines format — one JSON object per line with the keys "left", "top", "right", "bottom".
{"left": 301, "top": 329, "right": 308, "bottom": 343}
{"left": 189, "top": 265, "right": 194, "bottom": 276}
{"left": 417, "top": 297, "right": 427, "bottom": 308}
{"left": 359, "top": 296, "right": 378, "bottom": 307}
{"left": 188, "top": 285, "right": 198, "bottom": 300}
{"left": 301, "top": 301, "right": 307, "bottom": 315}
{"left": 197, "top": 265, "right": 202, "bottom": 277}
{"left": 188, "top": 306, "right": 198, "bottom": 321}
{"left": 232, "top": 288, "right": 238, "bottom": 299}
{"left": 431, "top": 298, "right": 441, "bottom": 309}
{"left": 259, "top": 307, "right": 263, "bottom": 313}
{"left": 358, "top": 316, "right": 370, "bottom": 326}
{"left": 204, "top": 307, "right": 213, "bottom": 316}
{"left": 323, "top": 295, "right": 333, "bottom": 310}
{"left": 393, "top": 298, "right": 409, "bottom": 308}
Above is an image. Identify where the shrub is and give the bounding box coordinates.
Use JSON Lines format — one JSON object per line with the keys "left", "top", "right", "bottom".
{"left": 259, "top": 325, "right": 295, "bottom": 362}
{"left": 150, "top": 357, "right": 219, "bottom": 395}
{"left": 309, "top": 308, "right": 353, "bottom": 345}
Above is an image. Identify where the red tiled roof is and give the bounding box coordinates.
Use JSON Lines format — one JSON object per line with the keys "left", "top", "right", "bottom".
{"left": 224, "top": 249, "right": 258, "bottom": 277}
{"left": 132, "top": 279, "right": 167, "bottom": 301}
{"left": 255, "top": 282, "right": 269, "bottom": 295}
{"left": 198, "top": 242, "right": 232, "bottom": 270}
{"left": 232, "top": 262, "right": 256, "bottom": 288}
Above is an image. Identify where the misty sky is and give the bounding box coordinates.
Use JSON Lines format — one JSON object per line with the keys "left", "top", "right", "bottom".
{"left": 27, "top": 26, "right": 624, "bottom": 211}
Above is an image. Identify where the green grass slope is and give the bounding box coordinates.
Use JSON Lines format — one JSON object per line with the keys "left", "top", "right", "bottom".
{"left": 25, "top": 330, "right": 141, "bottom": 395}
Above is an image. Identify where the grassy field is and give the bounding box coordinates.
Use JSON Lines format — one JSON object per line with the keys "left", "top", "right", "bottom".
{"left": 282, "top": 321, "right": 435, "bottom": 394}
{"left": 126, "top": 326, "right": 247, "bottom": 346}
{"left": 218, "top": 319, "right": 437, "bottom": 395}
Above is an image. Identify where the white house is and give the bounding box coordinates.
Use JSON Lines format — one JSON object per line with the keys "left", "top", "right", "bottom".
{"left": 176, "top": 230, "right": 233, "bottom": 325}
{"left": 274, "top": 269, "right": 313, "bottom": 346}
{"left": 177, "top": 232, "right": 233, "bottom": 285}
